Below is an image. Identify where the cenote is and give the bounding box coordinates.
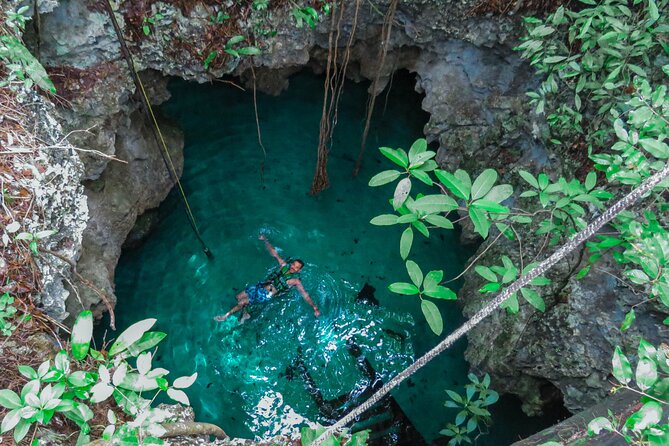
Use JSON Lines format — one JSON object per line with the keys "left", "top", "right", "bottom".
{"left": 113, "top": 71, "right": 558, "bottom": 444}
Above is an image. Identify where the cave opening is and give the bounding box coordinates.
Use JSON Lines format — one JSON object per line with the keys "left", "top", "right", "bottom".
{"left": 112, "top": 68, "right": 559, "bottom": 444}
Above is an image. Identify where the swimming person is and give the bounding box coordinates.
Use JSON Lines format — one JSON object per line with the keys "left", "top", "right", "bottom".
{"left": 214, "top": 234, "right": 321, "bottom": 321}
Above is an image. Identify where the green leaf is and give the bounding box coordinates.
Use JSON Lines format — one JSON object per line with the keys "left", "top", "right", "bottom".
{"left": 435, "top": 170, "right": 470, "bottom": 200}
{"left": 471, "top": 169, "right": 498, "bottom": 200}
{"left": 408, "top": 138, "right": 427, "bottom": 162}
{"left": 406, "top": 260, "right": 423, "bottom": 288}
{"left": 518, "top": 170, "right": 539, "bottom": 188}
{"left": 413, "top": 194, "right": 458, "bottom": 214}
{"left": 370, "top": 214, "right": 398, "bottom": 226}
{"left": 125, "top": 331, "right": 167, "bottom": 358}
{"left": 612, "top": 346, "right": 632, "bottom": 384}
{"left": 585, "top": 172, "right": 596, "bottom": 190}
{"left": 369, "top": 170, "right": 402, "bottom": 187}
{"left": 71, "top": 311, "right": 93, "bottom": 361}
{"left": 423, "top": 270, "right": 444, "bottom": 292}
{"left": 397, "top": 214, "right": 418, "bottom": 224}
{"left": 393, "top": 178, "right": 412, "bottom": 209}
{"left": 424, "top": 286, "right": 457, "bottom": 300}
{"left": 483, "top": 184, "right": 513, "bottom": 203}
{"left": 521, "top": 288, "right": 545, "bottom": 312}
{"left": 388, "top": 282, "right": 420, "bottom": 295}
{"left": 108, "top": 318, "right": 157, "bottom": 357}
{"left": 626, "top": 401, "right": 662, "bottom": 432}
{"left": 226, "top": 35, "right": 245, "bottom": 46}
{"left": 587, "top": 417, "right": 613, "bottom": 435}
{"left": 639, "top": 139, "right": 669, "bottom": 158}
{"left": 471, "top": 200, "right": 509, "bottom": 213}
{"left": 237, "top": 46, "right": 261, "bottom": 56}
{"left": 421, "top": 300, "right": 443, "bottom": 335}
{"left": 620, "top": 309, "right": 635, "bottom": 332}
{"left": 13, "top": 419, "right": 30, "bottom": 443}
{"left": 400, "top": 227, "right": 413, "bottom": 260}
{"left": 469, "top": 208, "right": 490, "bottom": 238}
{"left": 648, "top": 0, "right": 659, "bottom": 21}
{"left": 424, "top": 215, "right": 454, "bottom": 229}
{"left": 635, "top": 358, "right": 658, "bottom": 391}
{"left": 0, "top": 390, "right": 21, "bottom": 410}
{"left": 475, "top": 266, "right": 497, "bottom": 282}
{"left": 410, "top": 169, "right": 433, "bottom": 186}
{"left": 379, "top": 147, "right": 408, "bottom": 168}
{"left": 412, "top": 220, "right": 430, "bottom": 238}
{"left": 544, "top": 55, "right": 567, "bottom": 64}
{"left": 1, "top": 408, "right": 21, "bottom": 434}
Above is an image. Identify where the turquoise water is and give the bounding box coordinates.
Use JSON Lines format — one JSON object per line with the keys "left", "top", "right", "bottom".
{"left": 114, "top": 72, "right": 553, "bottom": 444}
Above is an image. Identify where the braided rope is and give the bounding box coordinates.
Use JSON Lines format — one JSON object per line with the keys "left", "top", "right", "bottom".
{"left": 312, "top": 161, "right": 669, "bottom": 446}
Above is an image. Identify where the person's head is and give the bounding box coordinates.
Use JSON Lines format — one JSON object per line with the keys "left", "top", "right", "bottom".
{"left": 289, "top": 259, "right": 304, "bottom": 273}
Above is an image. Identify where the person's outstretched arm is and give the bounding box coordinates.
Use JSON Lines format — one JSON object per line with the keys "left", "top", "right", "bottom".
{"left": 289, "top": 278, "right": 320, "bottom": 317}
{"left": 259, "top": 234, "right": 285, "bottom": 265}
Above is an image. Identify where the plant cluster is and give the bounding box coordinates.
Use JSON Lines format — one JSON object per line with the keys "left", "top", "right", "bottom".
{"left": 300, "top": 425, "right": 369, "bottom": 446}
{"left": 292, "top": 1, "right": 331, "bottom": 29}
{"left": 0, "top": 292, "right": 20, "bottom": 336}
{"left": 441, "top": 374, "right": 498, "bottom": 446}
{"left": 0, "top": 6, "right": 55, "bottom": 96}
{"left": 0, "top": 311, "right": 197, "bottom": 445}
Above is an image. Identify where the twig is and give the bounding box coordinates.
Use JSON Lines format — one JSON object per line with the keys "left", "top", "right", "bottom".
{"left": 444, "top": 230, "right": 505, "bottom": 284}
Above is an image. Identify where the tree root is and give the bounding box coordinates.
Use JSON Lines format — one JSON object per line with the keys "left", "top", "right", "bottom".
{"left": 84, "top": 422, "right": 228, "bottom": 445}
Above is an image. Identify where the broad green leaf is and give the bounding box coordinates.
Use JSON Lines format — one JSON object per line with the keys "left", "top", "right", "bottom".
{"left": 397, "top": 214, "right": 418, "bottom": 224}
{"left": 406, "top": 260, "right": 423, "bottom": 288}
{"left": 612, "top": 346, "right": 632, "bottom": 384}
{"left": 585, "top": 172, "right": 597, "bottom": 190}
{"left": 167, "top": 388, "right": 190, "bottom": 406}
{"left": 108, "top": 318, "right": 157, "bottom": 357}
{"left": 471, "top": 169, "right": 498, "bottom": 200}
{"left": 412, "top": 220, "right": 430, "bottom": 238}
{"left": 226, "top": 35, "right": 245, "bottom": 46}
{"left": 521, "top": 288, "right": 545, "bottom": 312}
{"left": 71, "top": 311, "right": 93, "bottom": 361}
{"left": 475, "top": 266, "right": 497, "bottom": 282}
{"left": 0, "top": 390, "right": 21, "bottom": 410}
{"left": 18, "top": 365, "right": 37, "bottom": 380}
{"left": 424, "top": 215, "right": 454, "bottom": 229}
{"left": 421, "top": 300, "right": 443, "bottom": 336}
{"left": 1, "top": 408, "right": 21, "bottom": 434}
{"left": 2, "top": 37, "right": 56, "bottom": 93}
{"left": 639, "top": 139, "right": 669, "bottom": 158}
{"left": 635, "top": 358, "right": 658, "bottom": 391}
{"left": 625, "top": 401, "right": 662, "bottom": 432}
{"left": 413, "top": 194, "right": 458, "bottom": 214}
{"left": 408, "top": 138, "right": 427, "bottom": 162}
{"left": 483, "top": 184, "right": 513, "bottom": 203}
{"left": 13, "top": 419, "right": 30, "bottom": 443}
{"left": 400, "top": 227, "right": 413, "bottom": 260}
{"left": 369, "top": 170, "right": 402, "bottom": 187}
{"left": 435, "top": 170, "right": 470, "bottom": 200}
{"left": 471, "top": 200, "right": 509, "bottom": 213}
{"left": 237, "top": 46, "right": 261, "bottom": 56}
{"left": 125, "top": 332, "right": 167, "bottom": 357}
{"left": 424, "top": 286, "right": 457, "bottom": 300}
{"left": 625, "top": 269, "right": 649, "bottom": 285}
{"left": 423, "top": 270, "right": 444, "bottom": 292}
{"left": 393, "top": 178, "right": 412, "bottom": 209}
{"left": 370, "top": 214, "right": 398, "bottom": 226}
{"left": 388, "top": 282, "right": 420, "bottom": 295}
{"left": 518, "top": 170, "right": 539, "bottom": 188}
{"left": 587, "top": 417, "right": 613, "bottom": 435}
{"left": 379, "top": 147, "right": 408, "bottom": 168}
{"left": 620, "top": 309, "right": 635, "bottom": 332}
{"left": 173, "top": 373, "right": 198, "bottom": 389}
{"left": 410, "top": 169, "right": 433, "bottom": 186}
{"left": 469, "top": 208, "right": 490, "bottom": 238}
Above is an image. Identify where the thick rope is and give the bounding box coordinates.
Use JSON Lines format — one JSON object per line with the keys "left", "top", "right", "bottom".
{"left": 103, "top": 0, "right": 213, "bottom": 258}
{"left": 311, "top": 161, "right": 669, "bottom": 446}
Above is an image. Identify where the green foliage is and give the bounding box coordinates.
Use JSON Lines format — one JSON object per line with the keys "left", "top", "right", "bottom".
{"left": 0, "top": 311, "right": 193, "bottom": 444}
{"left": 586, "top": 340, "right": 669, "bottom": 444}
{"left": 475, "top": 258, "right": 551, "bottom": 314}
{"left": 0, "top": 6, "right": 56, "bottom": 95}
{"left": 223, "top": 35, "right": 261, "bottom": 59}
{"left": 300, "top": 425, "right": 369, "bottom": 445}
{"left": 0, "top": 292, "right": 22, "bottom": 336}
{"left": 292, "top": 1, "right": 330, "bottom": 29}
{"left": 141, "top": 13, "right": 163, "bottom": 36}
{"left": 441, "top": 374, "right": 498, "bottom": 446}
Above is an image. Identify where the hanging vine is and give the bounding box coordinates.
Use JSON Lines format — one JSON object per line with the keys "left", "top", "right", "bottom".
{"left": 353, "top": 0, "right": 399, "bottom": 177}
{"left": 310, "top": 0, "right": 362, "bottom": 195}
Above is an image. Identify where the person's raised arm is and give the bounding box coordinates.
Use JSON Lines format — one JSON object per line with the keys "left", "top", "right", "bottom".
{"left": 259, "top": 234, "right": 285, "bottom": 265}
{"left": 289, "top": 278, "right": 320, "bottom": 317}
